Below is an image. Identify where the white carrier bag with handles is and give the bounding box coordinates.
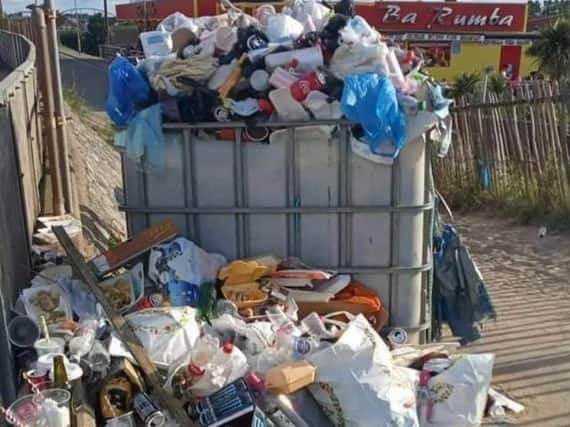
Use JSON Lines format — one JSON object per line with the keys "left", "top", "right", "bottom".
{"left": 307, "top": 314, "right": 420, "bottom": 427}
{"left": 422, "top": 354, "right": 494, "bottom": 426}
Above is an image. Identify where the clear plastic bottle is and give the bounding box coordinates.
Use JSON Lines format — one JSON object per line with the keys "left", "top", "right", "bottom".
{"left": 266, "top": 306, "right": 301, "bottom": 344}
{"left": 210, "top": 343, "right": 248, "bottom": 385}
{"left": 69, "top": 319, "right": 98, "bottom": 362}
{"left": 190, "top": 335, "right": 220, "bottom": 368}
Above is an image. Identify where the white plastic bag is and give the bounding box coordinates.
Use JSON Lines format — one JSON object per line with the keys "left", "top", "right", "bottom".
{"left": 265, "top": 14, "right": 304, "bottom": 42}
{"left": 125, "top": 307, "right": 200, "bottom": 369}
{"left": 307, "top": 315, "right": 420, "bottom": 427}
{"left": 157, "top": 12, "right": 198, "bottom": 33}
{"left": 330, "top": 42, "right": 388, "bottom": 79}
{"left": 423, "top": 354, "right": 494, "bottom": 426}
{"left": 148, "top": 237, "right": 226, "bottom": 306}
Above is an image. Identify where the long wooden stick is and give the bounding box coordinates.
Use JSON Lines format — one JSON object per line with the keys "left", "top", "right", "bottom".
{"left": 53, "top": 226, "right": 195, "bottom": 426}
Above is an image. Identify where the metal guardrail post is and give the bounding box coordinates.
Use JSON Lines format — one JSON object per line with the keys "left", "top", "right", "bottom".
{"left": 45, "top": 0, "right": 74, "bottom": 216}
{"left": 32, "top": 7, "right": 65, "bottom": 216}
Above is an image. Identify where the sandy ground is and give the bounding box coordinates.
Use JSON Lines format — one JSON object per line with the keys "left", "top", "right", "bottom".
{"left": 454, "top": 213, "right": 570, "bottom": 426}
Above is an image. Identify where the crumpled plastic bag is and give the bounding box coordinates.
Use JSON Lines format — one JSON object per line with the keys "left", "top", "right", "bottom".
{"left": 423, "top": 354, "right": 494, "bottom": 426}
{"left": 148, "top": 237, "right": 227, "bottom": 307}
{"left": 330, "top": 42, "right": 388, "bottom": 79}
{"left": 114, "top": 103, "right": 165, "bottom": 170}
{"left": 285, "top": 0, "right": 331, "bottom": 32}
{"left": 157, "top": 11, "right": 200, "bottom": 33}
{"left": 341, "top": 73, "right": 406, "bottom": 159}
{"left": 105, "top": 56, "right": 151, "bottom": 126}
{"left": 330, "top": 17, "right": 388, "bottom": 79}
{"left": 307, "top": 315, "right": 420, "bottom": 427}
{"left": 123, "top": 306, "right": 201, "bottom": 369}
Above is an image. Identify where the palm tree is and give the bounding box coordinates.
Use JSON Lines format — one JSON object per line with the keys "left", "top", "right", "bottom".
{"left": 488, "top": 74, "right": 508, "bottom": 96}
{"left": 527, "top": 19, "right": 570, "bottom": 81}
{"left": 452, "top": 72, "right": 481, "bottom": 98}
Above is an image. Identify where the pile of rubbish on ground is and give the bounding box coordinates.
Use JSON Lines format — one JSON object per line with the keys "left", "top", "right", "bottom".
{"left": 4, "top": 219, "right": 523, "bottom": 426}
{"left": 106, "top": 0, "right": 453, "bottom": 170}
{"left": 2, "top": 2, "right": 519, "bottom": 426}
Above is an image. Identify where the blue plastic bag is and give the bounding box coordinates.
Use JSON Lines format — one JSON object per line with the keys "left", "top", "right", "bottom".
{"left": 114, "top": 103, "right": 165, "bottom": 170}
{"left": 105, "top": 56, "right": 151, "bottom": 125}
{"left": 341, "top": 73, "right": 406, "bottom": 159}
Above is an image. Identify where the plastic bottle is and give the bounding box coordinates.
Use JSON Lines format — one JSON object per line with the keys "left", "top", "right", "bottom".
{"left": 266, "top": 306, "right": 301, "bottom": 342}
{"left": 189, "top": 335, "right": 219, "bottom": 372}
{"left": 210, "top": 343, "right": 248, "bottom": 385}
{"left": 69, "top": 319, "right": 98, "bottom": 362}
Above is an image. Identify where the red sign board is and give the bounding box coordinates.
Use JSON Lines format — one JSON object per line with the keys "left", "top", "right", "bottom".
{"left": 358, "top": 2, "right": 527, "bottom": 33}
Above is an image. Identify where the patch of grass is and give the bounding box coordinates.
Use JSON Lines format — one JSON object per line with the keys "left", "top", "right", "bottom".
{"left": 435, "top": 160, "right": 570, "bottom": 231}
{"left": 63, "top": 87, "right": 114, "bottom": 145}
{"left": 63, "top": 87, "right": 87, "bottom": 116}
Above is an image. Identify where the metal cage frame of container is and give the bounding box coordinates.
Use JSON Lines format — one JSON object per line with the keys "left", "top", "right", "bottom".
{"left": 120, "top": 118, "right": 434, "bottom": 343}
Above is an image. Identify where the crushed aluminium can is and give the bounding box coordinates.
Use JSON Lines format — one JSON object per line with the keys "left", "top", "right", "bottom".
{"left": 133, "top": 392, "right": 166, "bottom": 427}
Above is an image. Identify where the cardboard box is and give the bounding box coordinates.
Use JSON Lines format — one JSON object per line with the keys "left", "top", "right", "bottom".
{"left": 265, "top": 360, "right": 316, "bottom": 395}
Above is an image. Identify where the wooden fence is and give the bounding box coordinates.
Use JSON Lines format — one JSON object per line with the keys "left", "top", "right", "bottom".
{"left": 0, "top": 29, "right": 43, "bottom": 407}
{"left": 434, "top": 81, "right": 570, "bottom": 217}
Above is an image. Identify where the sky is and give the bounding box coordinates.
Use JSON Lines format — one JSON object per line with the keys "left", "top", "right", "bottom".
{"left": 3, "top": 0, "right": 128, "bottom": 14}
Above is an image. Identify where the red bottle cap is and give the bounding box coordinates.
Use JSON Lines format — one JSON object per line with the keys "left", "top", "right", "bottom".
{"left": 223, "top": 342, "right": 234, "bottom": 354}
{"left": 245, "top": 372, "right": 265, "bottom": 393}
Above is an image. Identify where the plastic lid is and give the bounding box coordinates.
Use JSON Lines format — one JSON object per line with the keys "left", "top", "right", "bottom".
{"left": 222, "top": 343, "right": 234, "bottom": 354}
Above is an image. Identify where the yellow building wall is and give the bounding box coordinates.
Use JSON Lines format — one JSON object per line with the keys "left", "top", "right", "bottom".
{"left": 426, "top": 43, "right": 502, "bottom": 82}
{"left": 520, "top": 46, "right": 539, "bottom": 77}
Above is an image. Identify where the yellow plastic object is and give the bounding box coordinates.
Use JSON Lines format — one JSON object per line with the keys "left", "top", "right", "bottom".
{"left": 221, "top": 282, "right": 268, "bottom": 309}
{"left": 218, "top": 53, "right": 247, "bottom": 99}
{"left": 218, "top": 260, "right": 269, "bottom": 285}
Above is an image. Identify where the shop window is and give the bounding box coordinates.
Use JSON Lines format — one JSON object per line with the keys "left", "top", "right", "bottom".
{"left": 408, "top": 42, "right": 452, "bottom": 68}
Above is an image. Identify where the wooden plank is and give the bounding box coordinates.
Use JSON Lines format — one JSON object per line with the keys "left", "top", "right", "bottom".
{"left": 53, "top": 226, "right": 195, "bottom": 427}
{"left": 88, "top": 219, "right": 177, "bottom": 278}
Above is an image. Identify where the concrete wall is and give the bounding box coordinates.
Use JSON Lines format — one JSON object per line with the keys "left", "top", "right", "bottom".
{"left": 0, "top": 30, "right": 43, "bottom": 408}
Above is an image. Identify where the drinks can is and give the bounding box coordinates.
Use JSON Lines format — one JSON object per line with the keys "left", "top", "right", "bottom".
{"left": 133, "top": 392, "right": 165, "bottom": 427}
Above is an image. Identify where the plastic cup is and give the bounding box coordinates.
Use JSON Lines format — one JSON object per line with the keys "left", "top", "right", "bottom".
{"left": 23, "top": 368, "right": 51, "bottom": 394}
{"left": 34, "top": 389, "right": 71, "bottom": 427}
{"left": 7, "top": 394, "right": 49, "bottom": 427}
{"left": 34, "top": 338, "right": 65, "bottom": 357}
{"left": 36, "top": 353, "right": 69, "bottom": 374}
{"left": 8, "top": 316, "right": 40, "bottom": 348}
